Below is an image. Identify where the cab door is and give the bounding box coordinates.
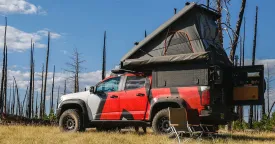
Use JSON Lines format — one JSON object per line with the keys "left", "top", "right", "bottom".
{"left": 92, "top": 76, "right": 123, "bottom": 120}
{"left": 120, "top": 76, "right": 149, "bottom": 120}
{"left": 230, "top": 65, "right": 265, "bottom": 106}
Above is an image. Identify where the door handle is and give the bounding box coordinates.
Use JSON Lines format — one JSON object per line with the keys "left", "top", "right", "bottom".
{"left": 136, "top": 93, "right": 145, "bottom": 97}
{"left": 110, "top": 95, "right": 118, "bottom": 98}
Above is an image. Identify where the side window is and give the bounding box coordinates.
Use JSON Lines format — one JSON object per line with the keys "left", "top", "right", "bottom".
{"left": 125, "top": 76, "right": 146, "bottom": 90}
{"left": 96, "top": 77, "right": 121, "bottom": 93}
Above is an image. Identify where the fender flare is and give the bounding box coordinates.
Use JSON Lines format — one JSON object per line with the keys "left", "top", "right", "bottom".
{"left": 149, "top": 96, "right": 187, "bottom": 121}
{"left": 59, "top": 99, "right": 89, "bottom": 128}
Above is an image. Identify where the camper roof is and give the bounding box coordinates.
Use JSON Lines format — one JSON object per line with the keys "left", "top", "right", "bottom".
{"left": 120, "top": 2, "right": 220, "bottom": 62}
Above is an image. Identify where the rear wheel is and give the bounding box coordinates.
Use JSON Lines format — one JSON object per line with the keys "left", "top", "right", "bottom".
{"left": 152, "top": 109, "right": 172, "bottom": 134}
{"left": 59, "top": 109, "right": 83, "bottom": 132}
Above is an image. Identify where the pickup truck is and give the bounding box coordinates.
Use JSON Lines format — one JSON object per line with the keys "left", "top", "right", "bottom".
{"left": 56, "top": 67, "right": 256, "bottom": 134}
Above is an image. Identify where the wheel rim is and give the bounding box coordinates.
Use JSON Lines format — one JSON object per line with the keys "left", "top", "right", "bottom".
{"left": 157, "top": 116, "right": 171, "bottom": 134}
{"left": 63, "top": 115, "right": 76, "bottom": 131}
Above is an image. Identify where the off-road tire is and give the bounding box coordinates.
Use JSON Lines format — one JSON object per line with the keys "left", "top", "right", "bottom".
{"left": 59, "top": 109, "right": 83, "bottom": 132}
{"left": 152, "top": 109, "right": 171, "bottom": 134}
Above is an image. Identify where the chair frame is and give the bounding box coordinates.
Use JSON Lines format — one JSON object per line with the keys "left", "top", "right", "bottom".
{"left": 168, "top": 107, "right": 203, "bottom": 143}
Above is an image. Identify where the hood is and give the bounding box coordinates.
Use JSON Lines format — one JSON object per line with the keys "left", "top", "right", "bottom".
{"left": 60, "top": 91, "right": 90, "bottom": 102}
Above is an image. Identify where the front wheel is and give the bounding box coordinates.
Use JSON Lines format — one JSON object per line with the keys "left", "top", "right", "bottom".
{"left": 59, "top": 109, "right": 83, "bottom": 132}
{"left": 152, "top": 109, "right": 171, "bottom": 134}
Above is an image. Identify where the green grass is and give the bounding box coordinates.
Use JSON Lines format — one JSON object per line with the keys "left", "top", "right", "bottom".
{"left": 0, "top": 126, "right": 274, "bottom": 144}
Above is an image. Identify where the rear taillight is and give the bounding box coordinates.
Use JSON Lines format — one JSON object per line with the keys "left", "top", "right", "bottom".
{"left": 201, "top": 89, "right": 210, "bottom": 106}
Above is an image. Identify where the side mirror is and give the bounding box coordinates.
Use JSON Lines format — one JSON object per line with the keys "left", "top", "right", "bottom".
{"left": 90, "top": 86, "right": 95, "bottom": 93}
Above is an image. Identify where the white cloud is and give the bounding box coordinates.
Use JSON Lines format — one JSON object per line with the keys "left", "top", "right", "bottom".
{"left": 0, "top": 25, "right": 61, "bottom": 52}
{"left": 0, "top": 0, "right": 46, "bottom": 15}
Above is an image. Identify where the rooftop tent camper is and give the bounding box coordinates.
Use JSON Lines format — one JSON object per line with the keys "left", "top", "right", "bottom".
{"left": 117, "top": 2, "right": 265, "bottom": 107}
{"left": 120, "top": 2, "right": 231, "bottom": 70}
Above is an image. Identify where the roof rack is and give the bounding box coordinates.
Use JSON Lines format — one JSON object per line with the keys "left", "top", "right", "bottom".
{"left": 111, "top": 69, "right": 137, "bottom": 74}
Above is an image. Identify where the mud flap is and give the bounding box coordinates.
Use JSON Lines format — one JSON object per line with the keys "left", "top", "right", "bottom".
{"left": 230, "top": 65, "right": 265, "bottom": 106}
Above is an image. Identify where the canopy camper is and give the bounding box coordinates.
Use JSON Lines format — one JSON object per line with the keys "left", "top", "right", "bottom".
{"left": 118, "top": 2, "right": 265, "bottom": 107}
{"left": 120, "top": 2, "right": 231, "bottom": 70}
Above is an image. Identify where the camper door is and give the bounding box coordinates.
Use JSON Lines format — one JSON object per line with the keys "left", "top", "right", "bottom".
{"left": 230, "top": 65, "right": 265, "bottom": 106}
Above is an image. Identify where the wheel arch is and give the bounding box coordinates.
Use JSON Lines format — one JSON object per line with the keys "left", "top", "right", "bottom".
{"left": 59, "top": 99, "right": 89, "bottom": 128}
{"left": 149, "top": 97, "right": 187, "bottom": 121}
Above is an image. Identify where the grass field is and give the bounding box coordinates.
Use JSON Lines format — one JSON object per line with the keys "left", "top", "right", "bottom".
{"left": 0, "top": 126, "right": 275, "bottom": 144}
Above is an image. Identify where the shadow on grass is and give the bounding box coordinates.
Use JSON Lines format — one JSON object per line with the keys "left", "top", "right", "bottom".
{"left": 215, "top": 133, "right": 275, "bottom": 141}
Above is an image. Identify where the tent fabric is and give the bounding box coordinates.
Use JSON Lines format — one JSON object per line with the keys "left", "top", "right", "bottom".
{"left": 122, "top": 52, "right": 208, "bottom": 68}
{"left": 120, "top": 3, "right": 232, "bottom": 69}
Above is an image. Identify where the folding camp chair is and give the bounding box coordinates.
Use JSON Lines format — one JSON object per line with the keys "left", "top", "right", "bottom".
{"left": 187, "top": 109, "right": 216, "bottom": 140}
{"left": 168, "top": 107, "right": 193, "bottom": 143}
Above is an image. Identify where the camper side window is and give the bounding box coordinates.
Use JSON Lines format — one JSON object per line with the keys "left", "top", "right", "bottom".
{"left": 125, "top": 76, "right": 146, "bottom": 90}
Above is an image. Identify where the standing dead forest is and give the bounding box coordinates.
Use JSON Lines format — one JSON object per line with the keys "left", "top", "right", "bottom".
{"left": 0, "top": 0, "right": 275, "bottom": 132}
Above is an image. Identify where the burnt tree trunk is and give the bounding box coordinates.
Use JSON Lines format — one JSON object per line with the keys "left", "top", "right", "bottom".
{"left": 28, "top": 40, "right": 34, "bottom": 118}
{"left": 40, "top": 64, "right": 44, "bottom": 118}
{"left": 56, "top": 86, "right": 60, "bottom": 110}
{"left": 31, "top": 48, "right": 35, "bottom": 118}
{"left": 216, "top": 0, "right": 223, "bottom": 47}
{"left": 50, "top": 65, "right": 55, "bottom": 111}
{"left": 249, "top": 6, "right": 258, "bottom": 128}
{"left": 43, "top": 32, "right": 50, "bottom": 117}
{"left": 22, "top": 86, "right": 28, "bottom": 117}
{"left": 0, "top": 17, "right": 7, "bottom": 115}
{"left": 35, "top": 91, "right": 38, "bottom": 118}
{"left": 102, "top": 31, "right": 106, "bottom": 80}
{"left": 229, "top": 0, "right": 246, "bottom": 61}
{"left": 3, "top": 44, "right": 7, "bottom": 114}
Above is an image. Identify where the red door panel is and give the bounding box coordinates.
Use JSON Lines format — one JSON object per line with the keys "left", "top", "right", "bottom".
{"left": 100, "top": 91, "right": 123, "bottom": 120}
{"left": 121, "top": 87, "right": 148, "bottom": 120}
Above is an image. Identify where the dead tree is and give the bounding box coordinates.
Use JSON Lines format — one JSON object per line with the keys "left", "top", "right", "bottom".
{"left": 28, "top": 40, "right": 34, "bottom": 118}
{"left": 0, "top": 17, "right": 7, "bottom": 115}
{"left": 56, "top": 86, "right": 60, "bottom": 110}
{"left": 65, "top": 48, "right": 85, "bottom": 93}
{"left": 39, "top": 64, "right": 44, "bottom": 118}
{"left": 3, "top": 44, "right": 7, "bottom": 114}
{"left": 12, "top": 76, "right": 20, "bottom": 116}
{"left": 8, "top": 85, "right": 11, "bottom": 114}
{"left": 216, "top": 0, "right": 223, "bottom": 47}
{"left": 42, "top": 32, "right": 50, "bottom": 117}
{"left": 229, "top": 0, "right": 246, "bottom": 61}
{"left": 22, "top": 86, "right": 28, "bottom": 116}
{"left": 249, "top": 6, "right": 258, "bottom": 128}
{"left": 268, "top": 101, "right": 275, "bottom": 118}
{"left": 50, "top": 65, "right": 55, "bottom": 111}
{"left": 35, "top": 91, "right": 38, "bottom": 118}
{"left": 12, "top": 79, "right": 15, "bottom": 115}
{"left": 265, "top": 63, "right": 274, "bottom": 119}
{"left": 102, "top": 31, "right": 106, "bottom": 80}
{"left": 31, "top": 48, "right": 35, "bottom": 118}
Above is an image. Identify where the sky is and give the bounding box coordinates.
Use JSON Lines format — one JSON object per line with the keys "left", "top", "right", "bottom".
{"left": 0, "top": 0, "right": 275, "bottom": 115}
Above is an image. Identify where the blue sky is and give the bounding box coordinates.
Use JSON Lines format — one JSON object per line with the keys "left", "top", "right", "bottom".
{"left": 0, "top": 0, "right": 275, "bottom": 114}
{"left": 1, "top": 0, "right": 274, "bottom": 72}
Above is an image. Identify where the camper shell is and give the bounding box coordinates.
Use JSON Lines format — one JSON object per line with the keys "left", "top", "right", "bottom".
{"left": 119, "top": 2, "right": 265, "bottom": 120}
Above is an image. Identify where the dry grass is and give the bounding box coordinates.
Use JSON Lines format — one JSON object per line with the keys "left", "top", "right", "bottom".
{"left": 0, "top": 126, "right": 274, "bottom": 144}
